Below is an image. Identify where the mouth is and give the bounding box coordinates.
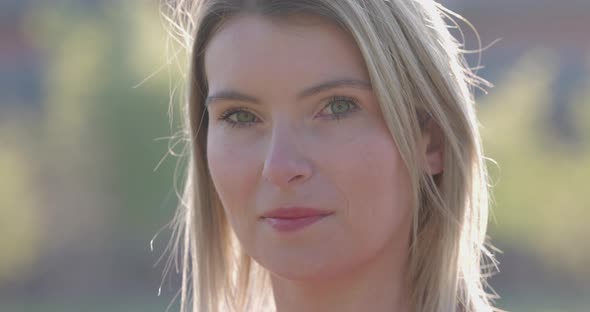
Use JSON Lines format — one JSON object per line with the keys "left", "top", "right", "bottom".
{"left": 260, "top": 207, "right": 334, "bottom": 232}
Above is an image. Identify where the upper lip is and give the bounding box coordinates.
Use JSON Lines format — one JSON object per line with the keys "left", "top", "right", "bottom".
{"left": 261, "top": 207, "right": 334, "bottom": 219}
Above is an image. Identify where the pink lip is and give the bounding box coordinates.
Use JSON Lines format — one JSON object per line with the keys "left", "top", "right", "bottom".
{"left": 261, "top": 207, "right": 333, "bottom": 232}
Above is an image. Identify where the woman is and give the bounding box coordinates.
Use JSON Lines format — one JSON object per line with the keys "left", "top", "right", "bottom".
{"left": 162, "top": 0, "right": 500, "bottom": 311}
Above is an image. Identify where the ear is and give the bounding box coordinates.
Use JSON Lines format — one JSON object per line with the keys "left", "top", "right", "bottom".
{"left": 420, "top": 117, "right": 444, "bottom": 176}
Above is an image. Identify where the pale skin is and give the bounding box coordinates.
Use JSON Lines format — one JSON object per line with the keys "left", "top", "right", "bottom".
{"left": 204, "top": 13, "right": 443, "bottom": 312}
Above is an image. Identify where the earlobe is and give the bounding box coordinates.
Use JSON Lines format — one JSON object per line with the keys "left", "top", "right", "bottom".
{"left": 422, "top": 119, "right": 444, "bottom": 176}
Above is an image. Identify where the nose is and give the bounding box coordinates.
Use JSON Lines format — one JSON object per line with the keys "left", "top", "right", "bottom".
{"left": 262, "top": 125, "right": 313, "bottom": 190}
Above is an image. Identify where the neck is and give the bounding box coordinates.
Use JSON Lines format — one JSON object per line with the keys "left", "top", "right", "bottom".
{"left": 270, "top": 234, "right": 412, "bottom": 312}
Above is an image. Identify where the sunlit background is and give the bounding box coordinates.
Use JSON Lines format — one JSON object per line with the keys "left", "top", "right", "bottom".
{"left": 1, "top": 1, "right": 589, "bottom": 311}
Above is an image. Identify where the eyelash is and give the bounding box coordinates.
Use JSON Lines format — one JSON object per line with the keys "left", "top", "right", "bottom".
{"left": 217, "top": 96, "right": 361, "bottom": 128}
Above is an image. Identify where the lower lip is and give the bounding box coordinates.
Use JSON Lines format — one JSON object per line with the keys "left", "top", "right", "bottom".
{"left": 262, "top": 215, "right": 329, "bottom": 232}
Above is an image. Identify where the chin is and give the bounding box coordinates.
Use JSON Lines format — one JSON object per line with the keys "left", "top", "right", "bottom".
{"left": 260, "top": 252, "right": 357, "bottom": 282}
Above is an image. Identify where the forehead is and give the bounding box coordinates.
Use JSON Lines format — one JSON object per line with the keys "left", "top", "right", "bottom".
{"left": 203, "top": 14, "right": 370, "bottom": 93}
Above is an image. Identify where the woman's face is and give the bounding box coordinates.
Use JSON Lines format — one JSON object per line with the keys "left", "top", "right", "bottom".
{"left": 205, "top": 14, "right": 414, "bottom": 280}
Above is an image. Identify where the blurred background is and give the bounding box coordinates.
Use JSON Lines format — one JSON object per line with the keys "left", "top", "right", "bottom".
{"left": 0, "top": 0, "right": 588, "bottom": 311}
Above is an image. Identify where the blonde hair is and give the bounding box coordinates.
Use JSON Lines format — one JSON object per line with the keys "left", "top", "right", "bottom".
{"left": 161, "top": 0, "right": 500, "bottom": 311}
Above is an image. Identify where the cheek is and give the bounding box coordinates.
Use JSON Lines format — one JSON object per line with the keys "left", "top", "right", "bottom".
{"left": 329, "top": 129, "right": 413, "bottom": 245}
{"left": 206, "top": 131, "right": 261, "bottom": 226}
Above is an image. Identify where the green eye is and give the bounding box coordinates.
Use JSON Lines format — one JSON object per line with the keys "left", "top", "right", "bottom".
{"left": 320, "top": 96, "right": 360, "bottom": 120}
{"left": 219, "top": 108, "right": 259, "bottom": 128}
{"left": 234, "top": 111, "right": 256, "bottom": 123}
{"left": 331, "top": 101, "right": 353, "bottom": 114}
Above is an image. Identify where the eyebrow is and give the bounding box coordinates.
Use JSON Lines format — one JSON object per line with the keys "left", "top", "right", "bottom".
{"left": 205, "top": 78, "right": 372, "bottom": 106}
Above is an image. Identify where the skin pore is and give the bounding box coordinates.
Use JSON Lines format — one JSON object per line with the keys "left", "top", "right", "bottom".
{"left": 204, "top": 13, "right": 442, "bottom": 312}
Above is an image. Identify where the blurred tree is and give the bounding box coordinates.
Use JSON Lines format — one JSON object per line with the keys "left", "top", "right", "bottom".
{"left": 31, "top": 1, "right": 181, "bottom": 244}
{"left": 2, "top": 1, "right": 183, "bottom": 295}
{"left": 0, "top": 121, "right": 41, "bottom": 282}
{"left": 480, "top": 49, "right": 590, "bottom": 277}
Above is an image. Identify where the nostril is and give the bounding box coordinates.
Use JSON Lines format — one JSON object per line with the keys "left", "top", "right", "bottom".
{"left": 289, "top": 174, "right": 305, "bottom": 183}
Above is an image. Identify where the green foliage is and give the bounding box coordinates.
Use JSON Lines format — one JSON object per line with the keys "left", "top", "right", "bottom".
{"left": 479, "top": 49, "right": 590, "bottom": 276}
{"left": 23, "top": 2, "right": 182, "bottom": 243}
{"left": 0, "top": 122, "right": 41, "bottom": 281}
